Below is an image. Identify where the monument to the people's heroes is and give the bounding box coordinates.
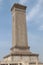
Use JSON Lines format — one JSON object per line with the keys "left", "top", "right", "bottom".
{"left": 0, "top": 3, "right": 43, "bottom": 65}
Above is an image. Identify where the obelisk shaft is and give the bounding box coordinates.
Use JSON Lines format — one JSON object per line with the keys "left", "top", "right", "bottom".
{"left": 11, "top": 4, "right": 28, "bottom": 48}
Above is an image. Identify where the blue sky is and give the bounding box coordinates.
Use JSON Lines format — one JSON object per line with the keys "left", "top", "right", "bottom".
{"left": 0, "top": 0, "right": 43, "bottom": 62}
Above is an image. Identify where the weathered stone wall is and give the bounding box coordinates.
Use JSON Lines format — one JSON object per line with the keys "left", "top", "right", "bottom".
{"left": 3, "top": 56, "right": 12, "bottom": 62}
{"left": 0, "top": 56, "right": 38, "bottom": 62}
{"left": 12, "top": 7, "right": 28, "bottom": 48}
{"left": 38, "top": 63, "right": 43, "bottom": 65}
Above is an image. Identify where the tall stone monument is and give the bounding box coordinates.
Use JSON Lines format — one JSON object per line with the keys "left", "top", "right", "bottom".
{"left": 0, "top": 3, "right": 43, "bottom": 65}
{"left": 11, "top": 3, "right": 29, "bottom": 49}
{"left": 11, "top": 3, "right": 30, "bottom": 54}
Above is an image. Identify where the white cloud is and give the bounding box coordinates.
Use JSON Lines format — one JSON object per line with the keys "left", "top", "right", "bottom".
{"left": 19, "top": 0, "right": 28, "bottom": 4}
{"left": 26, "top": 0, "right": 43, "bottom": 31}
{"left": 0, "top": 0, "right": 3, "bottom": 8}
{"left": 0, "top": 0, "right": 2, "bottom": 2}
{"left": 9, "top": 0, "right": 14, "bottom": 3}
{"left": 0, "top": 0, "right": 3, "bottom": 4}
{"left": 39, "top": 25, "right": 43, "bottom": 31}
{"left": 26, "top": 0, "right": 43, "bottom": 22}
{"left": 27, "top": 4, "right": 39, "bottom": 21}
{"left": 9, "top": 0, "right": 28, "bottom": 5}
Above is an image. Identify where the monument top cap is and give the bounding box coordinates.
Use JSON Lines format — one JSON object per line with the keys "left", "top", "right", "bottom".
{"left": 11, "top": 3, "right": 27, "bottom": 11}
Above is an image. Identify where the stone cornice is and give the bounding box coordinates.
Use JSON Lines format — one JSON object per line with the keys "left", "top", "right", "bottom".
{"left": 3, "top": 52, "right": 39, "bottom": 58}
{"left": 10, "top": 46, "right": 30, "bottom": 50}
{"left": 11, "top": 3, "right": 27, "bottom": 11}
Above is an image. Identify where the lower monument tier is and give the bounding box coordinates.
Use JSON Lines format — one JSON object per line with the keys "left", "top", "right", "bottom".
{"left": 0, "top": 55, "right": 43, "bottom": 65}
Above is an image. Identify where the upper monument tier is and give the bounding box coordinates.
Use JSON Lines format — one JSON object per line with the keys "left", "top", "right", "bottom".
{"left": 11, "top": 3, "right": 27, "bottom": 11}
{"left": 11, "top": 3, "right": 29, "bottom": 49}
